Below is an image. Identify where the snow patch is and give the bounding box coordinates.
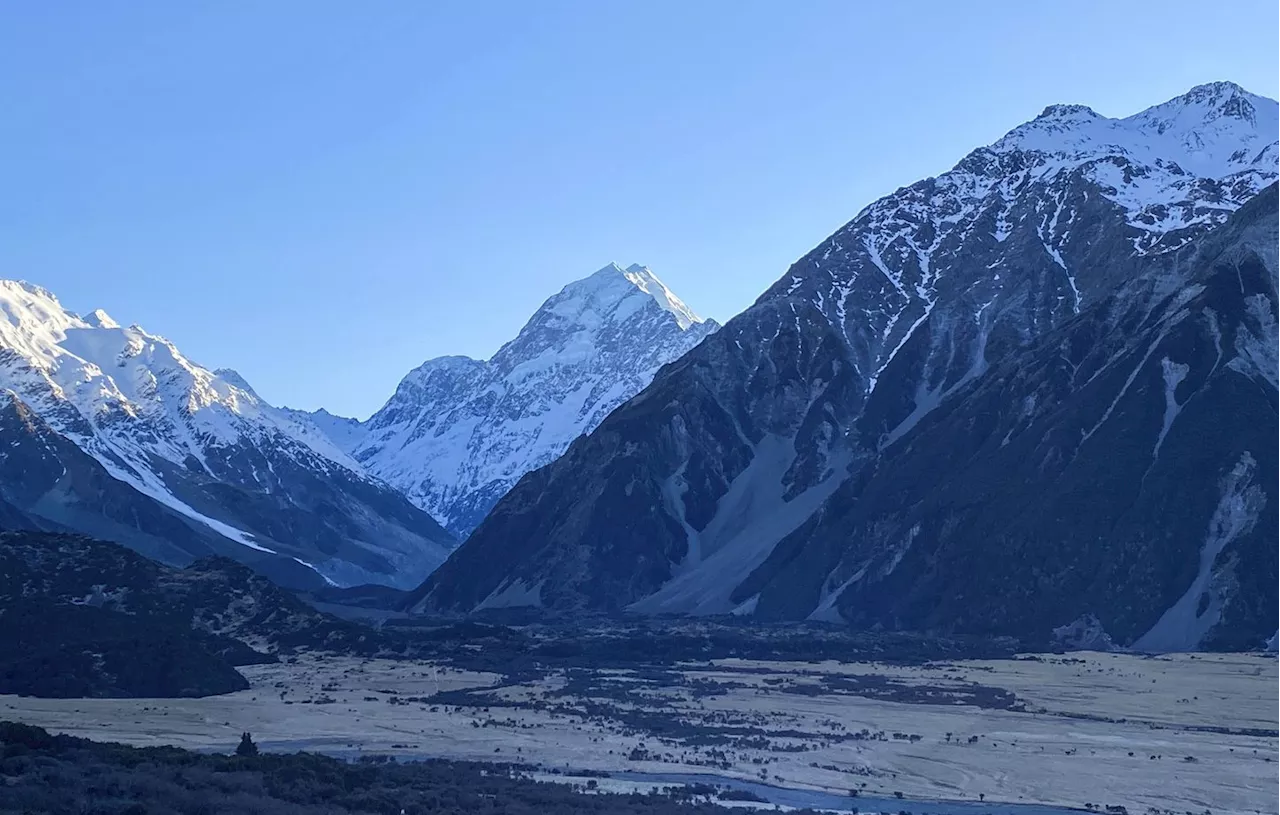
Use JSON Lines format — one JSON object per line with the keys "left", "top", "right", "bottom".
{"left": 292, "top": 557, "right": 339, "bottom": 587}
{"left": 1134, "top": 451, "right": 1264, "bottom": 651}
{"left": 1080, "top": 330, "right": 1170, "bottom": 445}
{"left": 730, "top": 594, "right": 759, "bottom": 616}
{"left": 1150, "top": 357, "right": 1190, "bottom": 463}
{"left": 806, "top": 567, "right": 866, "bottom": 623}
{"left": 660, "top": 458, "right": 701, "bottom": 566}
{"left": 1226, "top": 294, "right": 1279, "bottom": 390}
{"left": 629, "top": 434, "right": 849, "bottom": 616}
{"left": 91, "top": 448, "right": 275, "bottom": 553}
{"left": 476, "top": 578, "right": 545, "bottom": 610}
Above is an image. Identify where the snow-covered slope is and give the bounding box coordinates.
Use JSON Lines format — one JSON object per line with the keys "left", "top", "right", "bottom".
{"left": 0, "top": 282, "right": 360, "bottom": 475}
{"left": 760, "top": 80, "right": 1278, "bottom": 401}
{"left": 743, "top": 183, "right": 1279, "bottom": 650}
{"left": 322, "top": 263, "right": 718, "bottom": 536}
{"left": 411, "top": 82, "right": 1278, "bottom": 649}
{"left": 0, "top": 281, "right": 455, "bottom": 588}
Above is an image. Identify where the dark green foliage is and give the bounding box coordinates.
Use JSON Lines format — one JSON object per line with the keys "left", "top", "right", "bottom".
{"left": 389, "top": 614, "right": 1017, "bottom": 676}
{"left": 0, "top": 722, "right": 793, "bottom": 815}
{"left": 0, "top": 598, "right": 249, "bottom": 697}
{"left": 0, "top": 529, "right": 383, "bottom": 661}
{"left": 0, "top": 530, "right": 325, "bottom": 697}
{"left": 0, "top": 528, "right": 1020, "bottom": 704}
{"left": 236, "top": 732, "right": 259, "bottom": 757}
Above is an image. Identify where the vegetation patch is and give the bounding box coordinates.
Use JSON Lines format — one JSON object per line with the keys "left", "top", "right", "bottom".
{"left": 0, "top": 721, "right": 810, "bottom": 814}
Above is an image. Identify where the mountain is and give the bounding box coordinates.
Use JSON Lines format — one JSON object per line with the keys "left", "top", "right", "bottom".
{"left": 409, "top": 82, "right": 1279, "bottom": 650}
{"left": 0, "top": 282, "right": 455, "bottom": 589}
{"left": 0, "top": 391, "right": 240, "bottom": 569}
{"left": 308, "top": 263, "right": 718, "bottom": 537}
{"left": 737, "top": 183, "right": 1279, "bottom": 651}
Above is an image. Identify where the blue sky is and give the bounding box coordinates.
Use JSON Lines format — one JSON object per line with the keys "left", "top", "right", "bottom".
{"left": 2, "top": 1, "right": 1277, "bottom": 418}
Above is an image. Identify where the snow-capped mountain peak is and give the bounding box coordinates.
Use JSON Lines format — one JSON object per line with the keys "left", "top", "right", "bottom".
{"left": 1152, "top": 78, "right": 1259, "bottom": 123}
{"left": 0, "top": 278, "right": 456, "bottom": 587}
{"left": 0, "top": 279, "right": 317, "bottom": 458}
{"left": 536, "top": 262, "right": 706, "bottom": 335}
{"left": 0, "top": 280, "right": 261, "bottom": 452}
{"left": 81, "top": 308, "right": 119, "bottom": 329}
{"left": 410, "top": 84, "right": 1278, "bottom": 651}
{"left": 994, "top": 81, "right": 1277, "bottom": 181}
{"left": 3, "top": 279, "right": 58, "bottom": 303}
{"left": 620, "top": 263, "right": 705, "bottom": 330}
{"left": 212, "top": 367, "right": 260, "bottom": 395}
{"left": 0, "top": 280, "right": 86, "bottom": 359}
{"left": 765, "top": 82, "right": 1278, "bottom": 403}
{"left": 319, "top": 263, "right": 719, "bottom": 537}
{"left": 1034, "top": 103, "right": 1100, "bottom": 122}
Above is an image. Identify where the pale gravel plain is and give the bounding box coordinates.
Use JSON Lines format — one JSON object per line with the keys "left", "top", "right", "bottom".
{"left": 3, "top": 651, "right": 1275, "bottom": 815}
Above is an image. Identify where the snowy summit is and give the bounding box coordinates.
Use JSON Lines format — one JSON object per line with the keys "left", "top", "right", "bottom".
{"left": 300, "top": 262, "right": 718, "bottom": 537}
{"left": 0, "top": 279, "right": 455, "bottom": 588}
{"left": 409, "top": 81, "right": 1280, "bottom": 654}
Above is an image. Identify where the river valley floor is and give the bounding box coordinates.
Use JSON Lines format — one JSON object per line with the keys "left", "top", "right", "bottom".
{"left": 4, "top": 651, "right": 1275, "bottom": 814}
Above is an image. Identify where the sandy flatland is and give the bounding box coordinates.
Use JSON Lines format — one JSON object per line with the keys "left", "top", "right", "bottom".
{"left": 3, "top": 651, "right": 1275, "bottom": 815}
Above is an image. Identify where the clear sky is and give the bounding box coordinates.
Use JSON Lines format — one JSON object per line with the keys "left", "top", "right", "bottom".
{"left": 2, "top": 1, "right": 1277, "bottom": 418}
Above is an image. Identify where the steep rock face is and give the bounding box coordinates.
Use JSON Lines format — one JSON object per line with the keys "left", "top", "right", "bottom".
{"left": 410, "top": 82, "right": 1278, "bottom": 641}
{"left": 742, "top": 184, "right": 1278, "bottom": 650}
{"left": 338, "top": 263, "right": 718, "bottom": 536}
{"left": 0, "top": 283, "right": 454, "bottom": 588}
{"left": 0, "top": 392, "right": 244, "bottom": 572}
{"left": 414, "top": 297, "right": 865, "bottom": 613}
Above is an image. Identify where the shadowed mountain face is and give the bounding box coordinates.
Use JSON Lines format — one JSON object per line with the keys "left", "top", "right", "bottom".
{"left": 740, "top": 184, "right": 1279, "bottom": 650}
{"left": 410, "top": 84, "right": 1278, "bottom": 649}
{"left": 0, "top": 284, "right": 455, "bottom": 589}
{"left": 0, "top": 394, "right": 228, "bottom": 567}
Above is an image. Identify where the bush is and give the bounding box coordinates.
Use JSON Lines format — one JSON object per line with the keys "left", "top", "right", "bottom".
{"left": 235, "top": 732, "right": 259, "bottom": 757}
{"left": 0, "top": 721, "right": 818, "bottom": 814}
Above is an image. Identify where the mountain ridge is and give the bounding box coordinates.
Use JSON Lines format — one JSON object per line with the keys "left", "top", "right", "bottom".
{"left": 737, "top": 182, "right": 1278, "bottom": 650}
{"left": 409, "top": 82, "right": 1278, "bottom": 651}
{"left": 0, "top": 281, "right": 455, "bottom": 589}
{"left": 302, "top": 262, "right": 718, "bottom": 537}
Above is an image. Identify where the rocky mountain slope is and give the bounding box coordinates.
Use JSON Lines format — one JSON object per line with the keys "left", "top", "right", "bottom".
{"left": 0, "top": 283, "right": 455, "bottom": 588}
{"left": 739, "top": 184, "right": 1278, "bottom": 651}
{"left": 410, "top": 82, "right": 1278, "bottom": 649}
{"left": 305, "top": 263, "right": 717, "bottom": 537}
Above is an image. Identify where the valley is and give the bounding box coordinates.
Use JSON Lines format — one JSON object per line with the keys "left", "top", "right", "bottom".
{"left": 5, "top": 649, "right": 1275, "bottom": 814}
{"left": 410, "top": 84, "right": 1280, "bottom": 654}
{"left": 3, "top": 10, "right": 1278, "bottom": 815}
{"left": 2, "top": 82, "right": 1275, "bottom": 651}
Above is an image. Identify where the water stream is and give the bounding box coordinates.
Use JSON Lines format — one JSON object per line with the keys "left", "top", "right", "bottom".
{"left": 232, "top": 740, "right": 1089, "bottom": 815}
